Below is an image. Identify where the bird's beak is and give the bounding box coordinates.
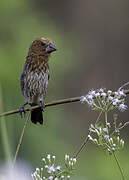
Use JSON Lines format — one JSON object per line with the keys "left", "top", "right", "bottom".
{"left": 46, "top": 42, "right": 57, "bottom": 53}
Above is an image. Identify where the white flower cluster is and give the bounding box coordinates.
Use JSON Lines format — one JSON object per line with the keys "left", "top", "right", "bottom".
{"left": 65, "top": 154, "right": 76, "bottom": 171}
{"left": 31, "top": 154, "right": 76, "bottom": 180}
{"left": 88, "top": 123, "right": 124, "bottom": 155}
{"left": 81, "top": 88, "right": 127, "bottom": 112}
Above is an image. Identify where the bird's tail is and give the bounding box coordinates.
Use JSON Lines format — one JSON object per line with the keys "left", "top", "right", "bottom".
{"left": 31, "top": 107, "right": 43, "bottom": 124}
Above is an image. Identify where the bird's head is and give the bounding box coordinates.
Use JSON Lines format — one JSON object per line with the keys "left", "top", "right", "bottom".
{"left": 28, "top": 37, "right": 57, "bottom": 56}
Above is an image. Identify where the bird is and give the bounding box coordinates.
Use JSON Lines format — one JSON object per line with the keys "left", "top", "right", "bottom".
{"left": 20, "top": 37, "right": 57, "bottom": 124}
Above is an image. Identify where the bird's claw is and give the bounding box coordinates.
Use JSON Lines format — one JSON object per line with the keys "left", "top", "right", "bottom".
{"left": 19, "top": 102, "right": 28, "bottom": 118}
{"left": 40, "top": 101, "right": 45, "bottom": 112}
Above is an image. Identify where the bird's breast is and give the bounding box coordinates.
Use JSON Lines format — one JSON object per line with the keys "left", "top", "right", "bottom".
{"left": 26, "top": 55, "right": 49, "bottom": 73}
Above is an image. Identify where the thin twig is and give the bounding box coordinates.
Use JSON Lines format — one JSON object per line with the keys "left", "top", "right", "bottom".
{"left": 0, "top": 89, "right": 129, "bottom": 117}
{"left": 73, "top": 111, "right": 103, "bottom": 158}
{"left": 0, "top": 97, "right": 81, "bottom": 117}
{"left": 13, "top": 112, "right": 30, "bottom": 165}
{"left": 118, "top": 82, "right": 129, "bottom": 91}
{"left": 113, "top": 152, "right": 126, "bottom": 180}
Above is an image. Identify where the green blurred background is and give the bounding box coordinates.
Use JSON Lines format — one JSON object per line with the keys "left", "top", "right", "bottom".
{"left": 0, "top": 0, "right": 129, "bottom": 179}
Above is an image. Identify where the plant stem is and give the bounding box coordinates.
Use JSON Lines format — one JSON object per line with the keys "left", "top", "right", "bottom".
{"left": 0, "top": 88, "right": 129, "bottom": 117}
{"left": 0, "top": 86, "right": 12, "bottom": 162}
{"left": 113, "top": 152, "right": 126, "bottom": 180}
{"left": 0, "top": 96, "right": 81, "bottom": 117}
{"left": 73, "top": 111, "right": 102, "bottom": 158}
{"left": 13, "top": 112, "right": 30, "bottom": 165}
{"left": 0, "top": 116, "right": 12, "bottom": 162}
{"left": 105, "top": 111, "right": 108, "bottom": 125}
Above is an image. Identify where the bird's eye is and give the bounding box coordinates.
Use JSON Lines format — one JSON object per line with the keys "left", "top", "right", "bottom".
{"left": 41, "top": 42, "right": 46, "bottom": 47}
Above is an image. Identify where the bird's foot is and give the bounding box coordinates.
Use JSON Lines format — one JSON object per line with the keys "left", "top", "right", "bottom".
{"left": 19, "top": 102, "right": 28, "bottom": 118}
{"left": 40, "top": 101, "right": 45, "bottom": 112}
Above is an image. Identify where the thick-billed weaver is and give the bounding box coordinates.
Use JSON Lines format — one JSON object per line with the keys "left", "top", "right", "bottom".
{"left": 20, "top": 37, "right": 57, "bottom": 124}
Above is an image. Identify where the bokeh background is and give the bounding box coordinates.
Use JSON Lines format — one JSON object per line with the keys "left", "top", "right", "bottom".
{"left": 0, "top": 0, "right": 129, "bottom": 179}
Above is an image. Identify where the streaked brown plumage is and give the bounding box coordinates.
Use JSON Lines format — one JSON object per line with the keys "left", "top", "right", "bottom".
{"left": 20, "top": 37, "right": 57, "bottom": 124}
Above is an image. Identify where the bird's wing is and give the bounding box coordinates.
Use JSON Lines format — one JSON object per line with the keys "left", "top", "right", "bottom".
{"left": 20, "top": 64, "right": 26, "bottom": 94}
